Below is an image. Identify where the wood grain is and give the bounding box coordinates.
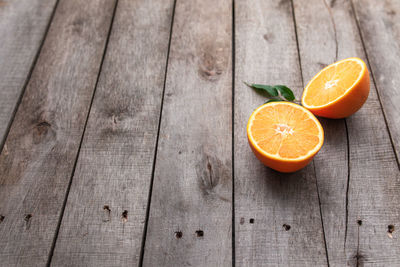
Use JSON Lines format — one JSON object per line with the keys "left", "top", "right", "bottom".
{"left": 0, "top": 0, "right": 57, "bottom": 147}
{"left": 50, "top": 0, "right": 175, "bottom": 266}
{"left": 352, "top": 0, "right": 400, "bottom": 162}
{"left": 142, "top": 0, "right": 233, "bottom": 266}
{"left": 234, "top": 0, "right": 328, "bottom": 265}
{"left": 0, "top": 0, "right": 116, "bottom": 265}
{"left": 292, "top": 0, "right": 349, "bottom": 265}
{"left": 294, "top": 0, "right": 400, "bottom": 265}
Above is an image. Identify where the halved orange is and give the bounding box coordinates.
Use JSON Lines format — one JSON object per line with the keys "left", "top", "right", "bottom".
{"left": 302, "top": 57, "right": 370, "bottom": 118}
{"left": 247, "top": 102, "right": 324, "bottom": 173}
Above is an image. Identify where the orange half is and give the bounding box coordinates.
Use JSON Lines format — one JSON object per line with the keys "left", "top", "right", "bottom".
{"left": 247, "top": 102, "right": 324, "bottom": 173}
{"left": 301, "top": 57, "right": 370, "bottom": 118}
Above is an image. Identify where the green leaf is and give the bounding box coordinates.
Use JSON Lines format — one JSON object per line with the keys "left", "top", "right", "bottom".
{"left": 244, "top": 82, "right": 278, "bottom": 97}
{"left": 274, "top": 85, "right": 295, "bottom": 101}
{"left": 252, "top": 84, "right": 279, "bottom": 96}
{"left": 264, "top": 99, "right": 282, "bottom": 104}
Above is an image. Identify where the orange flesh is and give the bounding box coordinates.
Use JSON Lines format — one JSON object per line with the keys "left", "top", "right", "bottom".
{"left": 249, "top": 103, "right": 322, "bottom": 159}
{"left": 304, "top": 60, "right": 362, "bottom": 106}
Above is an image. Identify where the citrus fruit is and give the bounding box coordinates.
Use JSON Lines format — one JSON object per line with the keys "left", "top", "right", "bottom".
{"left": 247, "top": 102, "right": 324, "bottom": 173}
{"left": 301, "top": 57, "right": 370, "bottom": 118}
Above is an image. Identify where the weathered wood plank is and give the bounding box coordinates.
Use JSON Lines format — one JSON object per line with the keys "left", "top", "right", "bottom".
{"left": 0, "top": 0, "right": 116, "bottom": 266}
{"left": 50, "top": 0, "right": 174, "bottom": 266}
{"left": 234, "top": 0, "right": 328, "bottom": 265}
{"left": 352, "top": 0, "right": 400, "bottom": 162}
{"left": 294, "top": 0, "right": 400, "bottom": 265}
{"left": 142, "top": 0, "right": 232, "bottom": 266}
{"left": 292, "top": 0, "right": 349, "bottom": 265}
{"left": 0, "top": 0, "right": 57, "bottom": 147}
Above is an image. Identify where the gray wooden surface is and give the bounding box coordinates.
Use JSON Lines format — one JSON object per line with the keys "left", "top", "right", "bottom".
{"left": 0, "top": 0, "right": 57, "bottom": 149}
{"left": 295, "top": 0, "right": 400, "bottom": 266}
{"left": 142, "top": 0, "right": 232, "bottom": 265}
{"left": 0, "top": 0, "right": 399, "bottom": 266}
{"left": 51, "top": 0, "right": 174, "bottom": 265}
{"left": 0, "top": 0, "right": 116, "bottom": 265}
{"left": 234, "top": 0, "right": 327, "bottom": 265}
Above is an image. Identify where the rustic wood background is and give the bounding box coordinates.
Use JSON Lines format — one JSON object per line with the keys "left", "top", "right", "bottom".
{"left": 0, "top": 0, "right": 399, "bottom": 266}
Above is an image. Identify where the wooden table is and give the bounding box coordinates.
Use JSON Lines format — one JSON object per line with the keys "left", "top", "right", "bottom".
{"left": 0, "top": 0, "right": 399, "bottom": 266}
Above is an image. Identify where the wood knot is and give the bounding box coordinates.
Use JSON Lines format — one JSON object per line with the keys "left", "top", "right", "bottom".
{"left": 195, "top": 150, "right": 230, "bottom": 200}
{"left": 278, "top": 0, "right": 290, "bottom": 8}
{"left": 33, "top": 121, "right": 54, "bottom": 144}
{"left": 36, "top": 121, "right": 51, "bottom": 134}
{"left": 197, "top": 45, "right": 226, "bottom": 81}
{"left": 386, "top": 9, "right": 396, "bottom": 16}
{"left": 101, "top": 105, "right": 130, "bottom": 137}
{"left": 71, "top": 17, "right": 84, "bottom": 34}
{"left": 263, "top": 33, "right": 274, "bottom": 42}
{"left": 197, "top": 156, "right": 218, "bottom": 194}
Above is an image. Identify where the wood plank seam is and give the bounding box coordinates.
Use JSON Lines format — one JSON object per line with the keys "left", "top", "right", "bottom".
{"left": 0, "top": 0, "right": 60, "bottom": 155}
{"left": 290, "top": 0, "right": 304, "bottom": 87}
{"left": 138, "top": 0, "right": 177, "bottom": 265}
{"left": 291, "top": 0, "right": 330, "bottom": 265}
{"left": 313, "top": 161, "right": 331, "bottom": 267}
{"left": 322, "top": 0, "right": 338, "bottom": 61}
{"left": 231, "top": 0, "right": 236, "bottom": 266}
{"left": 45, "top": 1, "right": 120, "bottom": 265}
{"left": 349, "top": 0, "right": 400, "bottom": 170}
{"left": 344, "top": 119, "right": 350, "bottom": 249}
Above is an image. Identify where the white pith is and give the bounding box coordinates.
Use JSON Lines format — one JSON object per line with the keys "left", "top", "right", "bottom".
{"left": 274, "top": 124, "right": 294, "bottom": 137}
{"left": 324, "top": 79, "right": 339, "bottom": 89}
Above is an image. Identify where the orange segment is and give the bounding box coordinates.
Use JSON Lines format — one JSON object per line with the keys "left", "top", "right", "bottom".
{"left": 247, "top": 102, "right": 324, "bottom": 172}
{"left": 302, "top": 57, "right": 370, "bottom": 118}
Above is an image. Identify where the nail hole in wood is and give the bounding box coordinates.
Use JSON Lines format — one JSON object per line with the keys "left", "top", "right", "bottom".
{"left": 195, "top": 230, "right": 204, "bottom": 237}
{"left": 249, "top": 218, "right": 254, "bottom": 224}
{"left": 103, "top": 205, "right": 111, "bottom": 222}
{"left": 283, "top": 224, "right": 291, "bottom": 231}
{"left": 175, "top": 231, "right": 183, "bottom": 239}
{"left": 24, "top": 214, "right": 32, "bottom": 222}
{"left": 357, "top": 220, "right": 362, "bottom": 226}
{"left": 122, "top": 210, "right": 128, "bottom": 222}
{"left": 0, "top": 215, "right": 4, "bottom": 223}
{"left": 388, "top": 224, "right": 395, "bottom": 234}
